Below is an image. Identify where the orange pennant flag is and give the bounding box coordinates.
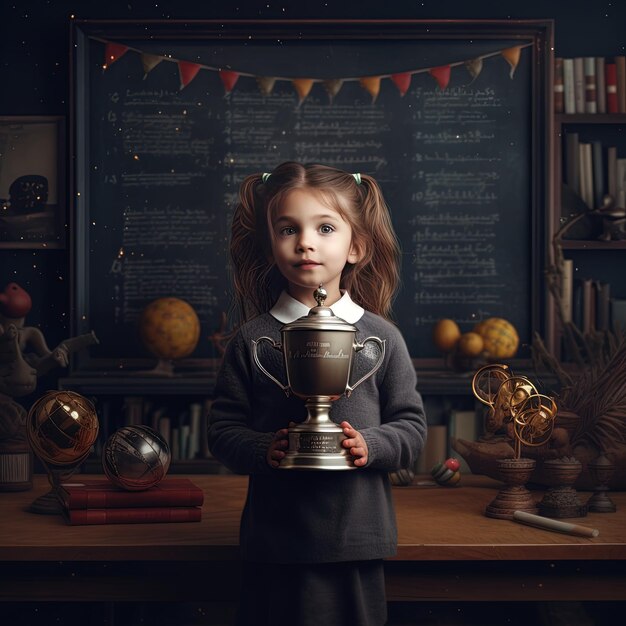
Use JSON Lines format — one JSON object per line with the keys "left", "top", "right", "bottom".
{"left": 103, "top": 43, "right": 129, "bottom": 70}
{"left": 323, "top": 79, "right": 344, "bottom": 103}
{"left": 360, "top": 76, "right": 381, "bottom": 103}
{"left": 502, "top": 46, "right": 522, "bottom": 79}
{"left": 256, "top": 76, "right": 277, "bottom": 96}
{"left": 220, "top": 70, "right": 240, "bottom": 94}
{"left": 292, "top": 79, "right": 314, "bottom": 104}
{"left": 178, "top": 61, "right": 202, "bottom": 90}
{"left": 391, "top": 73, "right": 412, "bottom": 97}
{"left": 141, "top": 53, "right": 163, "bottom": 79}
{"left": 464, "top": 58, "right": 483, "bottom": 84}
{"left": 429, "top": 65, "right": 451, "bottom": 91}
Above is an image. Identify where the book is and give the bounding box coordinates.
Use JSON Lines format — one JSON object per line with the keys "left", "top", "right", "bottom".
{"left": 606, "top": 62, "right": 618, "bottom": 113}
{"left": 447, "top": 410, "right": 478, "bottom": 474}
{"left": 560, "top": 259, "right": 574, "bottom": 324}
{"left": 584, "top": 57, "right": 597, "bottom": 114}
{"left": 592, "top": 140, "right": 604, "bottom": 209}
{"left": 573, "top": 57, "right": 585, "bottom": 113}
{"left": 554, "top": 57, "right": 564, "bottom": 113}
{"left": 608, "top": 146, "right": 618, "bottom": 200}
{"left": 417, "top": 424, "right": 447, "bottom": 474}
{"left": 596, "top": 57, "right": 606, "bottom": 114}
{"left": 595, "top": 281, "right": 611, "bottom": 332}
{"left": 58, "top": 478, "right": 204, "bottom": 509}
{"left": 63, "top": 506, "right": 202, "bottom": 525}
{"left": 616, "top": 55, "right": 626, "bottom": 113}
{"left": 563, "top": 58, "right": 576, "bottom": 114}
{"left": 564, "top": 132, "right": 579, "bottom": 193}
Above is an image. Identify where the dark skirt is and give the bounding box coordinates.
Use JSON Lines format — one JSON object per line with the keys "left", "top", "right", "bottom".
{"left": 236, "top": 560, "right": 387, "bottom": 626}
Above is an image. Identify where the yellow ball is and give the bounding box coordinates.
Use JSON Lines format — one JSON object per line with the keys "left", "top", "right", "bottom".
{"left": 457, "top": 332, "right": 484, "bottom": 357}
{"left": 473, "top": 317, "right": 519, "bottom": 359}
{"left": 432, "top": 319, "right": 461, "bottom": 352}
{"left": 139, "top": 297, "right": 200, "bottom": 360}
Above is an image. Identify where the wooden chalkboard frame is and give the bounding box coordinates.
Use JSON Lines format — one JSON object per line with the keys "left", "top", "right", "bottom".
{"left": 70, "top": 19, "right": 553, "bottom": 375}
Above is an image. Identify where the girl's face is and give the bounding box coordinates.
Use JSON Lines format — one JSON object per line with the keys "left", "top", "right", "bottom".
{"left": 270, "top": 188, "right": 361, "bottom": 307}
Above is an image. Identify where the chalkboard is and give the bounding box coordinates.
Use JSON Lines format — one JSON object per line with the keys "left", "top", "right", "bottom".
{"left": 71, "top": 20, "right": 551, "bottom": 371}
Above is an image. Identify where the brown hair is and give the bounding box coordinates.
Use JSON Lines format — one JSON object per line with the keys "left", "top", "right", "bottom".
{"left": 230, "top": 162, "right": 401, "bottom": 323}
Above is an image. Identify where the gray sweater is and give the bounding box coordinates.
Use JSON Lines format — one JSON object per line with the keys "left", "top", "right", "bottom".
{"left": 208, "top": 310, "right": 427, "bottom": 564}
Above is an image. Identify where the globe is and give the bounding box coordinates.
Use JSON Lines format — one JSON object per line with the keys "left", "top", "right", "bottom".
{"left": 139, "top": 297, "right": 201, "bottom": 361}
{"left": 103, "top": 425, "right": 171, "bottom": 491}
{"left": 26, "top": 390, "right": 99, "bottom": 466}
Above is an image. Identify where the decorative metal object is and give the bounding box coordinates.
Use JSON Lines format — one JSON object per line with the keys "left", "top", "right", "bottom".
{"left": 586, "top": 454, "right": 617, "bottom": 513}
{"left": 102, "top": 425, "right": 171, "bottom": 491}
{"left": 253, "top": 285, "right": 385, "bottom": 470}
{"left": 538, "top": 457, "right": 587, "bottom": 518}
{"left": 25, "top": 390, "right": 99, "bottom": 513}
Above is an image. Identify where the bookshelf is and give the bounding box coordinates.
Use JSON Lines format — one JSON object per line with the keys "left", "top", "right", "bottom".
{"left": 550, "top": 112, "right": 626, "bottom": 357}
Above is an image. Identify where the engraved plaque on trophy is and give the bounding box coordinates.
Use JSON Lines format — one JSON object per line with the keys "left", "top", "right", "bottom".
{"left": 252, "top": 285, "right": 385, "bottom": 470}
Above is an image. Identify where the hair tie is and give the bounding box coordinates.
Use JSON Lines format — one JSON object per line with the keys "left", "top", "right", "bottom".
{"left": 262, "top": 172, "right": 271, "bottom": 183}
{"left": 352, "top": 173, "right": 362, "bottom": 185}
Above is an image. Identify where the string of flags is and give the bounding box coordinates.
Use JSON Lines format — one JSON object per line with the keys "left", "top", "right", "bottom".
{"left": 98, "top": 37, "right": 531, "bottom": 104}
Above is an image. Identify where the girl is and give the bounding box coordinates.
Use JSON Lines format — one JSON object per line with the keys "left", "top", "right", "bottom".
{"left": 208, "top": 162, "right": 426, "bottom": 626}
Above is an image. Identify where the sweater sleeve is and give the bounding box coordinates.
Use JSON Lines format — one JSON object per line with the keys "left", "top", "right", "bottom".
{"left": 359, "top": 327, "right": 427, "bottom": 472}
{"left": 207, "top": 330, "right": 274, "bottom": 475}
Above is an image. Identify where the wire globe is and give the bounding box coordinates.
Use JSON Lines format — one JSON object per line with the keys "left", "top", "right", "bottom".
{"left": 102, "top": 425, "right": 171, "bottom": 491}
{"left": 26, "top": 390, "right": 99, "bottom": 466}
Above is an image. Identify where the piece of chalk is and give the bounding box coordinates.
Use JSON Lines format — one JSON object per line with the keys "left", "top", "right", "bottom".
{"left": 512, "top": 510, "right": 599, "bottom": 538}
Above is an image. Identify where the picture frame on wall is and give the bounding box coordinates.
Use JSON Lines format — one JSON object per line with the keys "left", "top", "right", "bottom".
{"left": 0, "top": 115, "right": 66, "bottom": 249}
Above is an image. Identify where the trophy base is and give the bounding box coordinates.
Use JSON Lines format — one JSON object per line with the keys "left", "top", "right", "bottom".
{"left": 280, "top": 428, "right": 356, "bottom": 470}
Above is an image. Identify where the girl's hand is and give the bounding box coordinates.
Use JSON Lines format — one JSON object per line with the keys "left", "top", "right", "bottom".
{"left": 340, "top": 421, "right": 368, "bottom": 467}
{"left": 267, "top": 428, "right": 289, "bottom": 468}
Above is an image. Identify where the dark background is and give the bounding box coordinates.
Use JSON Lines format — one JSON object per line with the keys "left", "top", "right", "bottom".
{"left": 1, "top": 0, "right": 624, "bottom": 376}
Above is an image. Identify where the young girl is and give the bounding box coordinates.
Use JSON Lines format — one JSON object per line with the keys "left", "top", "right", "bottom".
{"left": 208, "top": 162, "right": 426, "bottom": 626}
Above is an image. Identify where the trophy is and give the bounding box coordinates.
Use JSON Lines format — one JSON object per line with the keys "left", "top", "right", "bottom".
{"left": 253, "top": 285, "right": 385, "bottom": 470}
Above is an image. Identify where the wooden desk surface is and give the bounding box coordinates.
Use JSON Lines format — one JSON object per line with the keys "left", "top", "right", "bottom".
{"left": 1, "top": 474, "right": 625, "bottom": 562}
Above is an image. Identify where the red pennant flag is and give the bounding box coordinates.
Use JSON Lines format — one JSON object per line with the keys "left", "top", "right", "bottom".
{"left": 178, "top": 61, "right": 202, "bottom": 90}
{"left": 391, "top": 73, "right": 412, "bottom": 97}
{"left": 103, "top": 43, "right": 129, "bottom": 70}
{"left": 429, "top": 65, "right": 451, "bottom": 91}
{"left": 219, "top": 70, "right": 240, "bottom": 94}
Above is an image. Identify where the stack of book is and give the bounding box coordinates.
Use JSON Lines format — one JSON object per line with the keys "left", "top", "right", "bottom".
{"left": 58, "top": 478, "right": 204, "bottom": 525}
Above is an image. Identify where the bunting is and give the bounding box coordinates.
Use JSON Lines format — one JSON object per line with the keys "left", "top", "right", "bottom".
{"left": 95, "top": 36, "right": 532, "bottom": 104}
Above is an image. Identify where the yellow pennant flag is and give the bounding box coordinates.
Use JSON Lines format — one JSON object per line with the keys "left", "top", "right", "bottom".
{"left": 360, "top": 76, "right": 381, "bottom": 103}
{"left": 256, "top": 76, "right": 277, "bottom": 96}
{"left": 464, "top": 58, "right": 483, "bottom": 84}
{"left": 141, "top": 54, "right": 163, "bottom": 79}
{"left": 292, "top": 79, "right": 314, "bottom": 105}
{"left": 323, "top": 79, "right": 344, "bottom": 103}
{"left": 502, "top": 46, "right": 522, "bottom": 79}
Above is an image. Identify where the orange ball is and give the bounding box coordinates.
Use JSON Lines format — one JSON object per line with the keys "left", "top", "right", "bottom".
{"left": 457, "top": 332, "right": 484, "bottom": 357}
{"left": 432, "top": 319, "right": 461, "bottom": 352}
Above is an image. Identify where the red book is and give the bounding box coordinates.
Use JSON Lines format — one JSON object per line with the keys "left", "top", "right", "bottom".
{"left": 58, "top": 478, "right": 204, "bottom": 509}
{"left": 606, "top": 63, "right": 618, "bottom": 113}
{"left": 63, "top": 506, "right": 202, "bottom": 525}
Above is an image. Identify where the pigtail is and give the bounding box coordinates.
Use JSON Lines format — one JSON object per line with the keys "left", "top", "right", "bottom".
{"left": 342, "top": 174, "right": 401, "bottom": 320}
{"left": 230, "top": 174, "right": 284, "bottom": 323}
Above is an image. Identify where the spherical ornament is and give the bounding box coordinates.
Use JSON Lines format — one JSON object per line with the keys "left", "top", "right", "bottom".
{"left": 26, "top": 391, "right": 99, "bottom": 466}
{"left": 473, "top": 317, "right": 519, "bottom": 359}
{"left": 139, "top": 297, "right": 200, "bottom": 360}
{"left": 103, "top": 425, "right": 171, "bottom": 491}
{"left": 457, "top": 331, "right": 484, "bottom": 357}
{"left": 432, "top": 318, "right": 461, "bottom": 352}
{"left": 431, "top": 460, "right": 461, "bottom": 486}
{"left": 388, "top": 468, "right": 415, "bottom": 486}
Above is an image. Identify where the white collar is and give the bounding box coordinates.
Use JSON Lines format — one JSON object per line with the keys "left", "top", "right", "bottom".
{"left": 269, "top": 290, "right": 364, "bottom": 324}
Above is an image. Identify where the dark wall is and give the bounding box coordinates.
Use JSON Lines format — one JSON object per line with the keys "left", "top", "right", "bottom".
{"left": 1, "top": 0, "right": 624, "bottom": 376}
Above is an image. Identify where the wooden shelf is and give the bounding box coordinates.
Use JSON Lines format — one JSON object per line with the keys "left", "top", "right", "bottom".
{"left": 560, "top": 239, "right": 626, "bottom": 250}
{"left": 59, "top": 375, "right": 217, "bottom": 395}
{"left": 555, "top": 113, "right": 626, "bottom": 125}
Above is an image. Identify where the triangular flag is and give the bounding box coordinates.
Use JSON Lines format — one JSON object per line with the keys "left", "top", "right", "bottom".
{"left": 103, "top": 43, "right": 129, "bottom": 70}
{"left": 219, "top": 70, "right": 240, "bottom": 94}
{"left": 501, "top": 46, "right": 522, "bottom": 79}
{"left": 141, "top": 53, "right": 163, "bottom": 79}
{"left": 323, "top": 79, "right": 344, "bottom": 103}
{"left": 429, "top": 65, "right": 451, "bottom": 91}
{"left": 464, "top": 58, "right": 483, "bottom": 84}
{"left": 360, "top": 76, "right": 381, "bottom": 103}
{"left": 391, "top": 73, "right": 411, "bottom": 97}
{"left": 292, "top": 79, "right": 314, "bottom": 104}
{"left": 256, "top": 76, "right": 277, "bottom": 96}
{"left": 178, "top": 61, "right": 202, "bottom": 90}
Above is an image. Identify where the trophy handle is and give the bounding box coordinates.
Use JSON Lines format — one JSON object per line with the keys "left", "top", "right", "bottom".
{"left": 252, "top": 336, "right": 290, "bottom": 396}
{"left": 346, "top": 337, "right": 386, "bottom": 396}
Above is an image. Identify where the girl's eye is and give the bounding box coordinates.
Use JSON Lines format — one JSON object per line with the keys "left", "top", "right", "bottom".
{"left": 320, "top": 224, "right": 335, "bottom": 234}
{"left": 279, "top": 226, "right": 296, "bottom": 236}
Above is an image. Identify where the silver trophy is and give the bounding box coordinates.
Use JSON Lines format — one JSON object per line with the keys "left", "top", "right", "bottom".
{"left": 252, "top": 285, "right": 385, "bottom": 470}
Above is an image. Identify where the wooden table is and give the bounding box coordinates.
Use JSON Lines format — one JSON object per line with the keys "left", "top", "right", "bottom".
{"left": 1, "top": 474, "right": 625, "bottom": 603}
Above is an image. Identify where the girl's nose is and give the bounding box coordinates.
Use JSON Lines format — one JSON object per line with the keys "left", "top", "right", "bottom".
{"left": 296, "top": 231, "right": 315, "bottom": 251}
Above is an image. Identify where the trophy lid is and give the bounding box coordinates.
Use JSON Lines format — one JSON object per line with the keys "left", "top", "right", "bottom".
{"left": 282, "top": 285, "right": 357, "bottom": 333}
